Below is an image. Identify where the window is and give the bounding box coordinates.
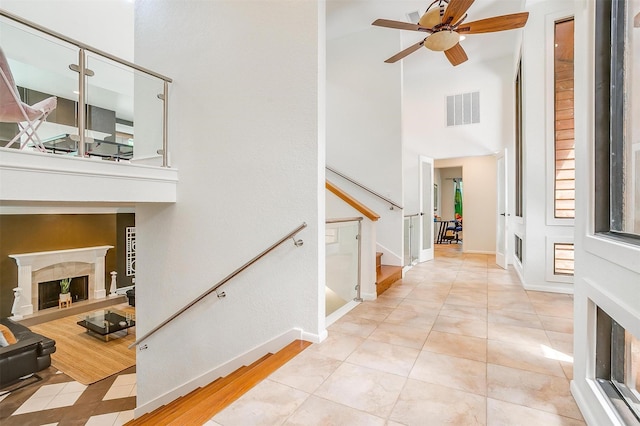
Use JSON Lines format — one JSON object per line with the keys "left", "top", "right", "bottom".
{"left": 595, "top": 0, "right": 640, "bottom": 241}
{"left": 553, "top": 243, "right": 574, "bottom": 276}
{"left": 596, "top": 307, "right": 640, "bottom": 423}
{"left": 514, "top": 235, "right": 523, "bottom": 263}
{"left": 515, "top": 59, "right": 523, "bottom": 217}
{"left": 554, "top": 18, "right": 575, "bottom": 219}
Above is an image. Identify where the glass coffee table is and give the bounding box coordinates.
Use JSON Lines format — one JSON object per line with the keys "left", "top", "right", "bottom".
{"left": 77, "top": 309, "right": 135, "bottom": 341}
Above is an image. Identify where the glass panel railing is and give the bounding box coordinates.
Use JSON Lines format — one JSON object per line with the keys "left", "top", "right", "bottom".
{"left": 326, "top": 220, "right": 360, "bottom": 317}
{"left": 0, "top": 17, "right": 78, "bottom": 150}
{"left": 0, "top": 10, "right": 171, "bottom": 166}
{"left": 404, "top": 215, "right": 420, "bottom": 267}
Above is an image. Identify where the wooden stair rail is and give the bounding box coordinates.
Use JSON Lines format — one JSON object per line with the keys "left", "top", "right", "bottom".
{"left": 326, "top": 180, "right": 380, "bottom": 222}
{"left": 129, "top": 222, "right": 307, "bottom": 349}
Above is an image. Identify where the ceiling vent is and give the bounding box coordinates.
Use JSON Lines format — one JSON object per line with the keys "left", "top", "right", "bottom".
{"left": 446, "top": 91, "right": 480, "bottom": 126}
{"left": 406, "top": 10, "right": 421, "bottom": 24}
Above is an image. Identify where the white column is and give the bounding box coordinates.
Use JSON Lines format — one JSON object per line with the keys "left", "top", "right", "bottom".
{"left": 16, "top": 264, "right": 34, "bottom": 316}
{"left": 94, "top": 256, "right": 107, "bottom": 299}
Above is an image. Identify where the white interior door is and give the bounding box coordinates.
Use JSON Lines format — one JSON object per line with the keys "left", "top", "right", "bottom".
{"left": 496, "top": 150, "right": 508, "bottom": 269}
{"left": 419, "top": 156, "right": 435, "bottom": 262}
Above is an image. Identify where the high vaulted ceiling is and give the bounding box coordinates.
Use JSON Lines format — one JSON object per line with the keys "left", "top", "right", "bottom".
{"left": 327, "top": 0, "right": 527, "bottom": 70}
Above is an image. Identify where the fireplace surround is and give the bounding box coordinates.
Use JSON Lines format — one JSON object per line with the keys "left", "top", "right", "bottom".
{"left": 9, "top": 246, "right": 113, "bottom": 316}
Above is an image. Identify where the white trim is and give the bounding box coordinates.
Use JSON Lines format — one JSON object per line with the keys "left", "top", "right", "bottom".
{"left": 523, "top": 282, "right": 574, "bottom": 294}
{"left": 375, "top": 242, "right": 402, "bottom": 267}
{"left": 584, "top": 234, "right": 640, "bottom": 274}
{"left": 463, "top": 249, "right": 494, "bottom": 255}
{"left": 545, "top": 235, "right": 574, "bottom": 284}
{"left": 361, "top": 291, "right": 376, "bottom": 301}
{"left": 571, "top": 380, "right": 626, "bottom": 426}
{"left": 325, "top": 299, "right": 360, "bottom": 327}
{"left": 545, "top": 10, "right": 576, "bottom": 227}
{"left": 134, "top": 328, "right": 306, "bottom": 418}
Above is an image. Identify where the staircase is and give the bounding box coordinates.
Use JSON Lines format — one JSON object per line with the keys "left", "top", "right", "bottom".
{"left": 126, "top": 340, "right": 312, "bottom": 425}
{"left": 375, "top": 252, "right": 402, "bottom": 296}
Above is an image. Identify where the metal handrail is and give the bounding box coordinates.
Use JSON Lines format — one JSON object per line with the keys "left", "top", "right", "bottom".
{"left": 0, "top": 9, "right": 172, "bottom": 82}
{"left": 129, "top": 222, "right": 307, "bottom": 349}
{"left": 404, "top": 213, "right": 420, "bottom": 218}
{"left": 326, "top": 217, "right": 363, "bottom": 224}
{"left": 326, "top": 166, "right": 403, "bottom": 210}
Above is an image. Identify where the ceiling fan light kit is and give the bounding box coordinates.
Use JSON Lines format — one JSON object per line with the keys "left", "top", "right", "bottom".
{"left": 372, "top": 0, "right": 529, "bottom": 66}
{"left": 424, "top": 31, "right": 460, "bottom": 51}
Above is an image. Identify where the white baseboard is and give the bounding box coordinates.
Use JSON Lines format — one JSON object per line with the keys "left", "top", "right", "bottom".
{"left": 134, "top": 328, "right": 304, "bottom": 418}
{"left": 463, "top": 249, "right": 495, "bottom": 255}
{"left": 361, "top": 292, "right": 376, "bottom": 301}
{"left": 523, "top": 282, "right": 574, "bottom": 294}
{"left": 302, "top": 329, "right": 327, "bottom": 343}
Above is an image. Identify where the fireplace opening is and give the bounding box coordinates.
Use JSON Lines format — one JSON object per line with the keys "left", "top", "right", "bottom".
{"left": 38, "top": 275, "right": 89, "bottom": 310}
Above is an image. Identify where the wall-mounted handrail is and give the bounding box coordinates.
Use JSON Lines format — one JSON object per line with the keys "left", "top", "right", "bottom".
{"left": 326, "top": 217, "right": 364, "bottom": 224}
{"left": 0, "top": 9, "right": 172, "bottom": 82}
{"left": 129, "top": 222, "right": 307, "bottom": 349}
{"left": 326, "top": 166, "right": 403, "bottom": 210}
{"left": 404, "top": 213, "right": 420, "bottom": 218}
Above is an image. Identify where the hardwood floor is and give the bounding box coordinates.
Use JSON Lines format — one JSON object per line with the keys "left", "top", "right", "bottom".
{"left": 126, "top": 339, "right": 312, "bottom": 425}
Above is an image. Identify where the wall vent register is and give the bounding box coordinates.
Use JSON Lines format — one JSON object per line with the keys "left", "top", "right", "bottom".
{"left": 446, "top": 91, "right": 480, "bottom": 126}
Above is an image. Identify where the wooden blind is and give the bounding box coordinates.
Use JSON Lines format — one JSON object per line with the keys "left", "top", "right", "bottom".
{"left": 554, "top": 243, "right": 575, "bottom": 276}
{"left": 554, "top": 19, "right": 575, "bottom": 218}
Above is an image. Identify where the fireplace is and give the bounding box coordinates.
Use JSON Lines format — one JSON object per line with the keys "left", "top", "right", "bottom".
{"left": 38, "top": 275, "right": 89, "bottom": 310}
{"left": 9, "top": 246, "right": 113, "bottom": 317}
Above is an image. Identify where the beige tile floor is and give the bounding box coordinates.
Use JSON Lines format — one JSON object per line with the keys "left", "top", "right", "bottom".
{"left": 208, "top": 244, "right": 583, "bottom": 426}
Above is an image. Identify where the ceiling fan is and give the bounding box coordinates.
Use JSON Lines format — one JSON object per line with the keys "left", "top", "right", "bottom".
{"left": 372, "top": 0, "right": 529, "bottom": 66}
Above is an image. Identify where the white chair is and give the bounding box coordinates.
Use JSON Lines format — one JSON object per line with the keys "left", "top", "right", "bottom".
{"left": 0, "top": 46, "right": 57, "bottom": 151}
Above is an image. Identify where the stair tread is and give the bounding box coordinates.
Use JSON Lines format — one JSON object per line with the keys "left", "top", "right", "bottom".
{"left": 376, "top": 265, "right": 402, "bottom": 296}
{"left": 127, "top": 340, "right": 311, "bottom": 425}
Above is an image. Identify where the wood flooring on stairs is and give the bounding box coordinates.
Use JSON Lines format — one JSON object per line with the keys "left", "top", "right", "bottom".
{"left": 125, "top": 339, "right": 312, "bottom": 425}
{"left": 375, "top": 252, "right": 402, "bottom": 296}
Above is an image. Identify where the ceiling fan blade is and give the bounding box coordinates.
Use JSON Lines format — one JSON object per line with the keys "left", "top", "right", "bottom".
{"left": 372, "top": 19, "right": 426, "bottom": 32}
{"left": 444, "top": 43, "right": 468, "bottom": 66}
{"left": 385, "top": 40, "right": 425, "bottom": 63}
{"left": 458, "top": 12, "right": 529, "bottom": 34}
{"left": 442, "top": 0, "right": 475, "bottom": 26}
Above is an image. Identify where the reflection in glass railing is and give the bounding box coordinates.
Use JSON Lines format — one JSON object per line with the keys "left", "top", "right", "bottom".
{"left": 326, "top": 220, "right": 360, "bottom": 317}
{"left": 0, "top": 11, "right": 171, "bottom": 166}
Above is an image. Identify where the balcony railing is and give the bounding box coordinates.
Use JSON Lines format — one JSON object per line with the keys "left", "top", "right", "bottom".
{"left": 0, "top": 9, "right": 172, "bottom": 167}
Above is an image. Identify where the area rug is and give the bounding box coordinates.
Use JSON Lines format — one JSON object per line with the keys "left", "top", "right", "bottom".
{"left": 30, "top": 304, "right": 136, "bottom": 385}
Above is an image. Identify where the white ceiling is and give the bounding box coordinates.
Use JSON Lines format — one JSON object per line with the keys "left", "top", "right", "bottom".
{"left": 327, "top": 0, "right": 527, "bottom": 69}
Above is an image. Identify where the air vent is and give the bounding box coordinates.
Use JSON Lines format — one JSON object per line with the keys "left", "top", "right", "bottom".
{"left": 446, "top": 91, "right": 480, "bottom": 126}
{"left": 407, "top": 10, "right": 421, "bottom": 24}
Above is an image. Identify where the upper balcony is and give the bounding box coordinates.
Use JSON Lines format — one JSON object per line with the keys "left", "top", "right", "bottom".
{"left": 0, "top": 9, "right": 177, "bottom": 204}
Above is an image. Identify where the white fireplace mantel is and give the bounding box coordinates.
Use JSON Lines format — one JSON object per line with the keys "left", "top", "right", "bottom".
{"left": 9, "top": 245, "right": 113, "bottom": 317}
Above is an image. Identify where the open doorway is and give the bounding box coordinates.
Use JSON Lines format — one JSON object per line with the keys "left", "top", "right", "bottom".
{"left": 434, "top": 167, "right": 463, "bottom": 250}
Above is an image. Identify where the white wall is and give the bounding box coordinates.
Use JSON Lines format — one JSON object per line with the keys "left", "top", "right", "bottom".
{"left": 134, "top": 0, "right": 323, "bottom": 414}
{"left": 518, "top": 0, "right": 575, "bottom": 293}
{"left": 0, "top": 0, "right": 134, "bottom": 62}
{"left": 401, "top": 55, "right": 515, "bottom": 250}
{"left": 327, "top": 27, "right": 403, "bottom": 265}
{"left": 572, "top": 1, "right": 640, "bottom": 425}
{"left": 435, "top": 156, "right": 496, "bottom": 254}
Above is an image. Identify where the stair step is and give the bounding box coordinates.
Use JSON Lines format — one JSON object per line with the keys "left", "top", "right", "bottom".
{"left": 376, "top": 265, "right": 402, "bottom": 296}
{"left": 126, "top": 340, "right": 311, "bottom": 425}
